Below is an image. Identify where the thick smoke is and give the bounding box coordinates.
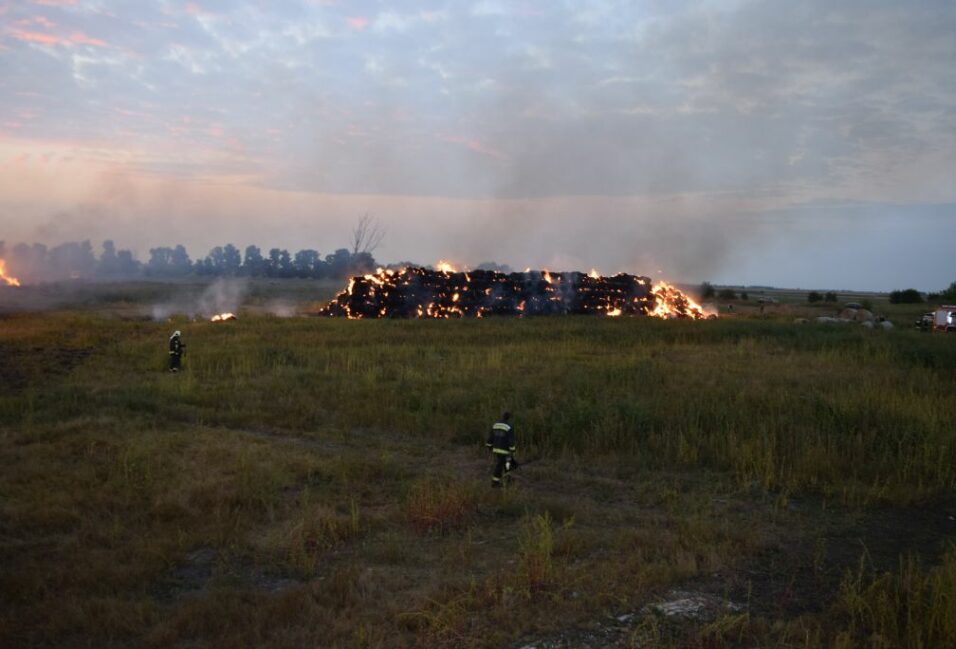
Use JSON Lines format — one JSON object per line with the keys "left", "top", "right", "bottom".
{"left": 151, "top": 278, "right": 249, "bottom": 321}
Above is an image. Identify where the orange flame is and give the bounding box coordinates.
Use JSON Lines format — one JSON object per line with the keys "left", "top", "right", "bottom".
{"left": 435, "top": 260, "right": 458, "bottom": 273}
{"left": 650, "top": 281, "right": 706, "bottom": 319}
{"left": 210, "top": 312, "right": 236, "bottom": 322}
{"left": 0, "top": 259, "right": 21, "bottom": 287}
{"left": 588, "top": 268, "right": 600, "bottom": 279}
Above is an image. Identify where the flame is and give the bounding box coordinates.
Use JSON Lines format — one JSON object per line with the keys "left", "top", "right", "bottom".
{"left": 210, "top": 312, "right": 236, "bottom": 322}
{"left": 650, "top": 281, "right": 706, "bottom": 319}
{"left": 0, "top": 259, "right": 21, "bottom": 287}
{"left": 436, "top": 260, "right": 458, "bottom": 273}
{"left": 320, "top": 266, "right": 711, "bottom": 321}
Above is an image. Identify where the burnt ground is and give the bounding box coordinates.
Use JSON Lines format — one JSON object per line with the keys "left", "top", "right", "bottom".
{"left": 507, "top": 491, "right": 956, "bottom": 649}
{"left": 219, "top": 429, "right": 956, "bottom": 647}
{"left": 0, "top": 344, "right": 93, "bottom": 393}
{"left": 729, "top": 493, "right": 956, "bottom": 621}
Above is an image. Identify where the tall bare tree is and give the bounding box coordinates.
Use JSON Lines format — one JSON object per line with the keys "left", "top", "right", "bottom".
{"left": 351, "top": 214, "right": 385, "bottom": 256}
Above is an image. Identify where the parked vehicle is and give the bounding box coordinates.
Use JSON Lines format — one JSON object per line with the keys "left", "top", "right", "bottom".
{"left": 933, "top": 306, "right": 956, "bottom": 332}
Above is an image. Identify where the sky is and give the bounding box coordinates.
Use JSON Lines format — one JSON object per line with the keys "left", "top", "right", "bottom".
{"left": 1, "top": 0, "right": 955, "bottom": 290}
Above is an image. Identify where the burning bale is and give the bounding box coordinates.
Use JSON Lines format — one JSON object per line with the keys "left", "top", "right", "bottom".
{"left": 319, "top": 267, "right": 708, "bottom": 319}
{"left": 210, "top": 312, "right": 237, "bottom": 322}
{"left": 0, "top": 259, "right": 21, "bottom": 287}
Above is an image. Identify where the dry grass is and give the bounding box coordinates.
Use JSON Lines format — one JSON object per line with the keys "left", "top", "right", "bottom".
{"left": 1, "top": 301, "right": 955, "bottom": 647}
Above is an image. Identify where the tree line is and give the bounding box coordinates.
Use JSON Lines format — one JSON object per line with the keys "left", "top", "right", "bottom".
{"left": 0, "top": 240, "right": 381, "bottom": 283}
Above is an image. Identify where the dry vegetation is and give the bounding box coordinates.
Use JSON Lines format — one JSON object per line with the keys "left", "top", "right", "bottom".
{"left": 1, "top": 289, "right": 955, "bottom": 648}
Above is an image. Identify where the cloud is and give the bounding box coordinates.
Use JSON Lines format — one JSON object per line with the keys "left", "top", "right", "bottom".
{"left": 440, "top": 135, "right": 507, "bottom": 161}
{"left": 1, "top": 0, "right": 955, "bottom": 289}
{"left": 346, "top": 16, "right": 368, "bottom": 30}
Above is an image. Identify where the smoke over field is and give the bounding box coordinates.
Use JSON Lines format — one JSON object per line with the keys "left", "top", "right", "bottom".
{"left": 150, "top": 278, "right": 249, "bottom": 321}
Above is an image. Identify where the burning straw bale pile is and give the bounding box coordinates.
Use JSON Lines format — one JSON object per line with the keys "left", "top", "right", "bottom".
{"left": 319, "top": 267, "right": 708, "bottom": 319}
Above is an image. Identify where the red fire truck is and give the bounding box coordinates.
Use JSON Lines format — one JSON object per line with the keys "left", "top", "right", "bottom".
{"left": 933, "top": 306, "right": 956, "bottom": 332}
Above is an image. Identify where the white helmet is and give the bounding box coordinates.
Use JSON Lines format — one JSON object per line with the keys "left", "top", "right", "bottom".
{"left": 172, "top": 330, "right": 181, "bottom": 337}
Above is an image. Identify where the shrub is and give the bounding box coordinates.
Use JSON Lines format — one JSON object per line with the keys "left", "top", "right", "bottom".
{"left": 889, "top": 289, "right": 923, "bottom": 304}
{"left": 825, "top": 291, "right": 838, "bottom": 302}
{"left": 808, "top": 291, "right": 823, "bottom": 303}
{"left": 518, "top": 513, "right": 554, "bottom": 592}
{"left": 700, "top": 282, "right": 715, "bottom": 299}
{"left": 933, "top": 281, "right": 956, "bottom": 301}
{"left": 834, "top": 550, "right": 956, "bottom": 648}
{"left": 404, "top": 478, "right": 476, "bottom": 535}
{"left": 718, "top": 288, "right": 737, "bottom": 300}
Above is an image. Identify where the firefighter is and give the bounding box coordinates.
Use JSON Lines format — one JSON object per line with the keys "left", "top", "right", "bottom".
{"left": 168, "top": 330, "right": 185, "bottom": 372}
{"left": 486, "top": 411, "right": 516, "bottom": 487}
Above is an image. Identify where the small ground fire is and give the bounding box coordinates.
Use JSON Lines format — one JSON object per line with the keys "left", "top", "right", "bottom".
{"left": 320, "top": 267, "right": 709, "bottom": 320}
{"left": 0, "top": 259, "right": 21, "bottom": 287}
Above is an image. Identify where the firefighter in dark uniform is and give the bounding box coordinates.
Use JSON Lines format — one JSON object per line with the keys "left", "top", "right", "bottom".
{"left": 168, "top": 330, "right": 185, "bottom": 372}
{"left": 486, "top": 411, "right": 516, "bottom": 487}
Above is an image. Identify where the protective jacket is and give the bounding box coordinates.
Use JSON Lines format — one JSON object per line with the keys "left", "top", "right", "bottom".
{"left": 486, "top": 421, "right": 515, "bottom": 456}
{"left": 169, "top": 336, "right": 184, "bottom": 356}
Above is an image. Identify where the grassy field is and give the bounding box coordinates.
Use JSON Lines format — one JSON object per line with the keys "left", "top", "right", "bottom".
{"left": 1, "top": 282, "right": 955, "bottom": 648}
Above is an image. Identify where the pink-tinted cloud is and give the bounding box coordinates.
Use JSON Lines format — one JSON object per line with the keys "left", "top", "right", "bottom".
{"left": 6, "top": 25, "right": 108, "bottom": 48}
{"left": 32, "top": 0, "right": 78, "bottom": 6}
{"left": 68, "top": 31, "right": 107, "bottom": 47}
{"left": 346, "top": 16, "right": 368, "bottom": 30}
{"left": 22, "top": 15, "right": 57, "bottom": 28}
{"left": 184, "top": 3, "right": 214, "bottom": 17}
{"left": 9, "top": 29, "right": 61, "bottom": 45}
{"left": 441, "top": 135, "right": 507, "bottom": 161}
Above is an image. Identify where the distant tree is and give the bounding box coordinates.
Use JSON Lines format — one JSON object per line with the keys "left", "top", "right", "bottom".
{"left": 243, "top": 245, "right": 264, "bottom": 276}
{"left": 147, "top": 247, "right": 174, "bottom": 275}
{"left": 927, "top": 292, "right": 942, "bottom": 301}
{"left": 48, "top": 240, "right": 96, "bottom": 278}
{"left": 888, "top": 289, "right": 923, "bottom": 304}
{"left": 861, "top": 298, "right": 873, "bottom": 311}
{"left": 824, "top": 291, "right": 838, "bottom": 303}
{"left": 941, "top": 281, "right": 956, "bottom": 301}
{"left": 116, "top": 249, "right": 139, "bottom": 276}
{"left": 700, "top": 282, "right": 716, "bottom": 299}
{"left": 807, "top": 291, "right": 823, "bottom": 303}
{"left": 277, "top": 249, "right": 293, "bottom": 278}
{"left": 222, "top": 244, "right": 242, "bottom": 275}
{"left": 170, "top": 245, "right": 191, "bottom": 275}
{"left": 718, "top": 288, "right": 737, "bottom": 300}
{"left": 350, "top": 251, "right": 376, "bottom": 274}
{"left": 268, "top": 248, "right": 282, "bottom": 277}
{"left": 740, "top": 291, "right": 749, "bottom": 301}
{"left": 98, "top": 240, "right": 119, "bottom": 276}
{"left": 293, "top": 249, "right": 320, "bottom": 277}
{"left": 325, "top": 248, "right": 352, "bottom": 279}
{"left": 204, "top": 246, "right": 226, "bottom": 274}
{"left": 11, "top": 243, "right": 46, "bottom": 281}
{"left": 351, "top": 214, "right": 385, "bottom": 257}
